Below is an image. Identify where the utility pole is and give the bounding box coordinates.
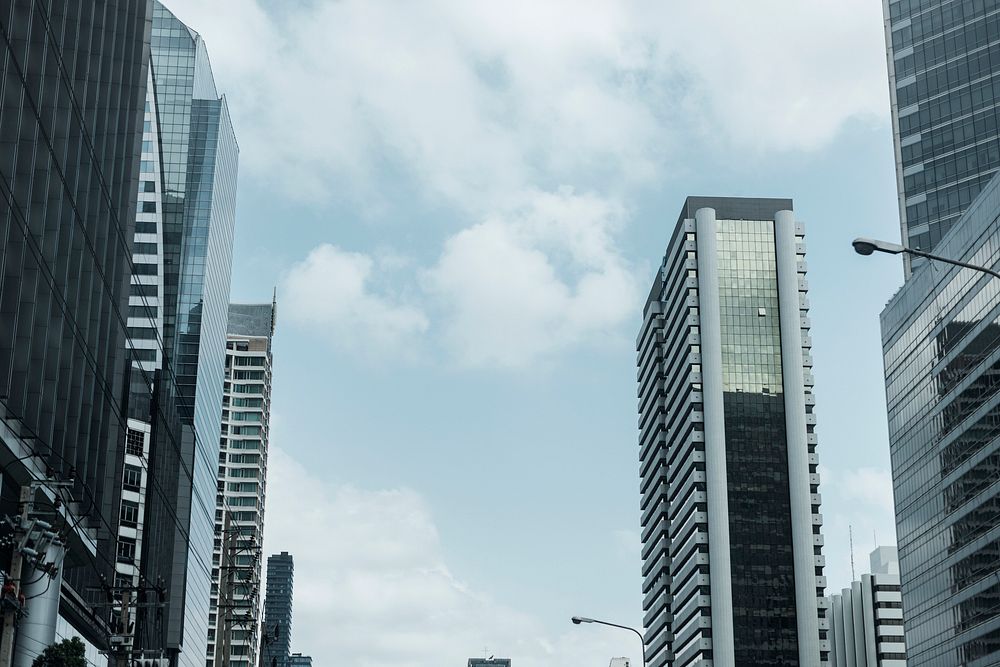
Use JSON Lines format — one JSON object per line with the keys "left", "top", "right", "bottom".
{"left": 0, "top": 486, "right": 32, "bottom": 667}
{"left": 110, "top": 589, "right": 133, "bottom": 667}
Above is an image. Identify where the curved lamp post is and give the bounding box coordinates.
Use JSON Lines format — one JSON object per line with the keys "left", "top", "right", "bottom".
{"left": 571, "top": 616, "right": 645, "bottom": 667}
{"left": 852, "top": 237, "right": 1000, "bottom": 279}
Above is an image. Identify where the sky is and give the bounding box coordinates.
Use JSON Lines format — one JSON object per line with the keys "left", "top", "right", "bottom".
{"left": 163, "top": 2, "right": 905, "bottom": 666}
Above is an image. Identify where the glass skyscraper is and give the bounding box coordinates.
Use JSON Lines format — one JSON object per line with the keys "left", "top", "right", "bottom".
{"left": 881, "top": 174, "right": 1000, "bottom": 665}
{"left": 0, "top": 0, "right": 150, "bottom": 651}
{"left": 638, "top": 197, "right": 827, "bottom": 667}
{"left": 116, "top": 3, "right": 239, "bottom": 666}
{"left": 883, "top": 0, "right": 1000, "bottom": 272}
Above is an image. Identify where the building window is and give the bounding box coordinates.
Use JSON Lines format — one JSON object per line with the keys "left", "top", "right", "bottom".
{"left": 141, "top": 201, "right": 157, "bottom": 213}
{"left": 120, "top": 500, "right": 139, "bottom": 527}
{"left": 126, "top": 428, "right": 145, "bottom": 456}
{"left": 142, "top": 180, "right": 155, "bottom": 192}
{"left": 123, "top": 464, "right": 142, "bottom": 491}
{"left": 117, "top": 537, "right": 136, "bottom": 563}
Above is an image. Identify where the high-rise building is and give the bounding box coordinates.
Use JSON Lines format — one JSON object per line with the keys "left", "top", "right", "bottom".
{"left": 882, "top": 0, "right": 1000, "bottom": 272}
{"left": 638, "top": 197, "right": 828, "bottom": 667}
{"left": 0, "top": 0, "right": 150, "bottom": 657}
{"left": 207, "top": 302, "right": 277, "bottom": 667}
{"left": 263, "top": 553, "right": 294, "bottom": 667}
{"left": 111, "top": 2, "right": 239, "bottom": 666}
{"left": 288, "top": 653, "right": 313, "bottom": 667}
{"left": 828, "top": 547, "right": 907, "bottom": 667}
{"left": 881, "top": 173, "right": 1000, "bottom": 665}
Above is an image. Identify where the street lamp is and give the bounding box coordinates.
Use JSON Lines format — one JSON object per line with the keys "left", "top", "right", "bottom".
{"left": 571, "top": 616, "right": 645, "bottom": 667}
{"left": 852, "top": 236, "right": 1000, "bottom": 279}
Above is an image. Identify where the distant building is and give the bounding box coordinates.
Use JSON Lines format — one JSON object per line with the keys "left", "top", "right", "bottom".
{"left": 638, "top": 197, "right": 828, "bottom": 667}
{"left": 828, "top": 547, "right": 907, "bottom": 667}
{"left": 263, "top": 552, "right": 295, "bottom": 667}
{"left": 609, "top": 659, "right": 630, "bottom": 667}
{"left": 881, "top": 173, "right": 1000, "bottom": 665}
{"left": 467, "top": 659, "right": 511, "bottom": 667}
{"left": 288, "top": 654, "right": 312, "bottom": 667}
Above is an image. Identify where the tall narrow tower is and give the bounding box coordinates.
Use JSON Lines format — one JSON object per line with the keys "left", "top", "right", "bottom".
{"left": 263, "top": 552, "right": 294, "bottom": 667}
{"left": 637, "top": 197, "right": 828, "bottom": 667}
{"left": 113, "top": 3, "right": 239, "bottom": 665}
{"left": 207, "top": 302, "right": 277, "bottom": 667}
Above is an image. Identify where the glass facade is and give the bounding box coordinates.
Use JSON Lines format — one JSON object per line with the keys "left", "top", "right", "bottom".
{"left": 717, "top": 220, "right": 800, "bottom": 665}
{"left": 882, "top": 173, "right": 1000, "bottom": 666}
{"left": 124, "top": 4, "right": 239, "bottom": 666}
{"left": 884, "top": 0, "right": 1000, "bottom": 269}
{"left": 637, "top": 198, "right": 826, "bottom": 667}
{"left": 0, "top": 0, "right": 151, "bottom": 644}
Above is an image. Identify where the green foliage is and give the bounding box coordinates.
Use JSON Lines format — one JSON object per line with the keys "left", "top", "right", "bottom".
{"left": 31, "top": 637, "right": 86, "bottom": 667}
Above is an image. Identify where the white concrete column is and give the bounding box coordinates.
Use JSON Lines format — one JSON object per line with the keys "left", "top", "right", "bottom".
{"left": 861, "top": 575, "right": 877, "bottom": 667}
{"left": 851, "top": 581, "right": 867, "bottom": 667}
{"left": 831, "top": 596, "right": 846, "bottom": 667}
{"left": 774, "top": 210, "right": 821, "bottom": 666}
{"left": 841, "top": 589, "right": 858, "bottom": 667}
{"left": 694, "top": 207, "right": 735, "bottom": 666}
{"left": 14, "top": 543, "right": 65, "bottom": 667}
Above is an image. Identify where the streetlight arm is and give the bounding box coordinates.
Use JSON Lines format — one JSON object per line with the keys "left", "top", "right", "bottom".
{"left": 571, "top": 616, "right": 645, "bottom": 667}
{"left": 904, "top": 246, "right": 1000, "bottom": 280}
{"left": 586, "top": 618, "right": 644, "bottom": 644}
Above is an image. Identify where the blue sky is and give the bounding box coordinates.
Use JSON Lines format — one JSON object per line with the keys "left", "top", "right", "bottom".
{"left": 166, "top": 1, "right": 904, "bottom": 665}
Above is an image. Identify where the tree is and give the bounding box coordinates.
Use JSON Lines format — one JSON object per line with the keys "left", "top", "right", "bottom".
{"left": 31, "top": 637, "right": 86, "bottom": 667}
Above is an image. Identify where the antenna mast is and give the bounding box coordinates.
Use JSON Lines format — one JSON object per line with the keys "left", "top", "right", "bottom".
{"left": 849, "top": 524, "right": 856, "bottom": 580}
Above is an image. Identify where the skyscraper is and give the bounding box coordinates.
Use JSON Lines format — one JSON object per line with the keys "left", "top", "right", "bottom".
{"left": 827, "top": 547, "right": 907, "bottom": 667}
{"left": 112, "top": 2, "right": 239, "bottom": 665}
{"left": 0, "top": 0, "right": 150, "bottom": 655}
{"left": 638, "top": 197, "right": 827, "bottom": 666}
{"left": 880, "top": 173, "right": 1000, "bottom": 665}
{"left": 263, "top": 553, "right": 294, "bottom": 667}
{"left": 883, "top": 0, "right": 1000, "bottom": 271}
{"left": 208, "top": 302, "right": 277, "bottom": 667}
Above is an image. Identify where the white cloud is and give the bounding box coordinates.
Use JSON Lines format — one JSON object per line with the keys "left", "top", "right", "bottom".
{"left": 424, "top": 189, "right": 640, "bottom": 368}
{"left": 281, "top": 244, "right": 428, "bottom": 354}
{"left": 165, "top": 0, "right": 888, "bottom": 367}
{"left": 263, "top": 449, "right": 640, "bottom": 667}
{"left": 657, "top": 1, "right": 889, "bottom": 153}
{"left": 162, "top": 0, "right": 888, "bottom": 207}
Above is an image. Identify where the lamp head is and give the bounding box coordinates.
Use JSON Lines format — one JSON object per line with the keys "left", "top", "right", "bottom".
{"left": 571, "top": 616, "right": 594, "bottom": 625}
{"left": 853, "top": 237, "right": 905, "bottom": 256}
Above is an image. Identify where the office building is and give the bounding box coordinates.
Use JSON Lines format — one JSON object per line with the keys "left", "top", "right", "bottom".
{"left": 112, "top": 2, "right": 239, "bottom": 665}
{"left": 828, "top": 547, "right": 907, "bottom": 667}
{"left": 0, "top": 0, "right": 150, "bottom": 658}
{"left": 263, "top": 553, "right": 294, "bottom": 667}
{"left": 468, "top": 660, "right": 511, "bottom": 667}
{"left": 288, "top": 654, "right": 312, "bottom": 667}
{"left": 207, "top": 302, "right": 277, "bottom": 667}
{"left": 881, "top": 173, "right": 1000, "bottom": 665}
{"left": 883, "top": 0, "right": 1000, "bottom": 272}
{"left": 638, "top": 197, "right": 828, "bottom": 666}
